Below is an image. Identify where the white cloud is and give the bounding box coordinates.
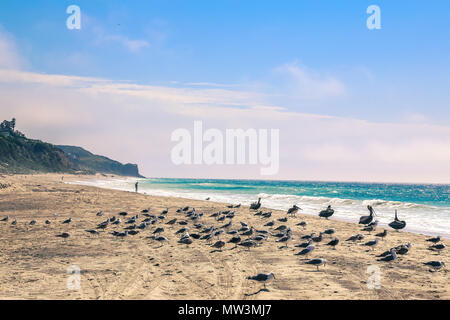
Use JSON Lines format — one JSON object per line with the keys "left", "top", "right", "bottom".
{"left": 274, "top": 62, "right": 346, "bottom": 100}
{"left": 0, "top": 27, "right": 22, "bottom": 69}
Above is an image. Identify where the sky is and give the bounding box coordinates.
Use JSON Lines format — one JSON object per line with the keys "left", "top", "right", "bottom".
{"left": 1, "top": 1, "right": 450, "bottom": 183}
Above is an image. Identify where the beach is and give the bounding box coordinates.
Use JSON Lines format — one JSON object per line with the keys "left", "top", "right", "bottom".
{"left": 0, "top": 174, "right": 448, "bottom": 300}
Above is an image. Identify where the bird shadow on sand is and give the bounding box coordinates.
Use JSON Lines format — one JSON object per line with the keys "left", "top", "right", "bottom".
{"left": 210, "top": 249, "right": 223, "bottom": 253}
{"left": 244, "top": 288, "right": 269, "bottom": 296}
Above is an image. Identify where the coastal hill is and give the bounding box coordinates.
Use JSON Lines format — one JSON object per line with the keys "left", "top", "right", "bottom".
{"left": 0, "top": 118, "right": 143, "bottom": 177}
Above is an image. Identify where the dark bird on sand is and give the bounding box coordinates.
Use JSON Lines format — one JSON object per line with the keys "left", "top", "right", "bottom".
{"left": 56, "top": 232, "right": 70, "bottom": 238}
{"left": 128, "top": 230, "right": 140, "bottom": 236}
{"left": 318, "top": 205, "right": 334, "bottom": 219}
{"left": 428, "top": 243, "right": 446, "bottom": 254}
{"left": 264, "top": 221, "right": 275, "bottom": 227}
{"left": 424, "top": 261, "right": 445, "bottom": 271}
{"left": 296, "top": 221, "right": 307, "bottom": 229}
{"left": 119, "top": 212, "right": 128, "bottom": 216}
{"left": 287, "top": 205, "right": 301, "bottom": 216}
{"left": 323, "top": 228, "right": 335, "bottom": 236}
{"left": 377, "top": 249, "right": 397, "bottom": 262}
{"left": 305, "top": 258, "right": 327, "bottom": 271}
{"left": 295, "top": 240, "right": 312, "bottom": 248}
{"left": 359, "top": 205, "right": 375, "bottom": 225}
{"left": 295, "top": 245, "right": 315, "bottom": 256}
{"left": 228, "top": 235, "right": 241, "bottom": 244}
{"left": 62, "top": 218, "right": 72, "bottom": 224}
{"left": 153, "top": 227, "right": 164, "bottom": 234}
{"left": 1, "top": 216, "right": 9, "bottom": 222}
{"left": 364, "top": 238, "right": 379, "bottom": 250}
{"left": 274, "top": 225, "right": 288, "bottom": 232}
{"left": 277, "top": 217, "right": 288, "bottom": 223}
{"left": 346, "top": 233, "right": 364, "bottom": 241}
{"left": 166, "top": 218, "right": 177, "bottom": 224}
{"left": 211, "top": 240, "right": 225, "bottom": 250}
{"left": 239, "top": 240, "right": 256, "bottom": 250}
{"left": 426, "top": 236, "right": 441, "bottom": 244}
{"left": 250, "top": 198, "right": 262, "bottom": 210}
{"left": 96, "top": 211, "right": 103, "bottom": 216}
{"left": 85, "top": 229, "right": 99, "bottom": 235}
{"left": 326, "top": 237, "right": 339, "bottom": 249}
{"left": 178, "top": 220, "right": 188, "bottom": 225}
{"left": 190, "top": 233, "right": 201, "bottom": 239}
{"left": 176, "top": 227, "right": 189, "bottom": 234}
{"left": 11, "top": 219, "right": 17, "bottom": 225}
{"left": 312, "top": 232, "right": 323, "bottom": 243}
{"left": 247, "top": 272, "right": 274, "bottom": 289}
{"left": 375, "top": 229, "right": 387, "bottom": 240}
{"left": 178, "top": 237, "right": 193, "bottom": 245}
{"left": 45, "top": 220, "right": 51, "bottom": 225}
{"left": 388, "top": 210, "right": 406, "bottom": 231}
{"left": 29, "top": 220, "right": 36, "bottom": 225}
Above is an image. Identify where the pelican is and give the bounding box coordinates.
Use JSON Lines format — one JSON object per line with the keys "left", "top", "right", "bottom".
{"left": 287, "top": 205, "right": 301, "bottom": 217}
{"left": 318, "top": 205, "right": 334, "bottom": 219}
{"left": 359, "top": 205, "right": 375, "bottom": 225}
{"left": 388, "top": 210, "right": 406, "bottom": 231}
{"left": 247, "top": 272, "right": 275, "bottom": 290}
{"left": 250, "top": 198, "right": 262, "bottom": 210}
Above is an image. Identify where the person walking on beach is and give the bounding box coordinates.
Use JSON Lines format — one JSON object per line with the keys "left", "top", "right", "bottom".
{"left": 135, "top": 182, "right": 139, "bottom": 193}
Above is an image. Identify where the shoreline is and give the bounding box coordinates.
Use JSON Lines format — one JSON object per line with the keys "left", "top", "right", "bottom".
{"left": 0, "top": 174, "right": 448, "bottom": 300}
{"left": 68, "top": 176, "right": 450, "bottom": 240}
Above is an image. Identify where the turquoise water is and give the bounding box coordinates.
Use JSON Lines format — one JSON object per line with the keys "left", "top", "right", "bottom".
{"left": 75, "top": 178, "right": 450, "bottom": 238}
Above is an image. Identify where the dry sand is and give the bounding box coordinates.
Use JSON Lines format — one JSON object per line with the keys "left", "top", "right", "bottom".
{"left": 0, "top": 174, "right": 448, "bottom": 300}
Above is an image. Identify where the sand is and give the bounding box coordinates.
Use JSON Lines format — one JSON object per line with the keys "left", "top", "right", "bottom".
{"left": 0, "top": 173, "right": 448, "bottom": 300}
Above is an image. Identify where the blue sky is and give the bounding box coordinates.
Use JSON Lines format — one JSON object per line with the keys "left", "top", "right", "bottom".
{"left": 1, "top": 1, "right": 450, "bottom": 182}
{"left": 1, "top": 1, "right": 450, "bottom": 121}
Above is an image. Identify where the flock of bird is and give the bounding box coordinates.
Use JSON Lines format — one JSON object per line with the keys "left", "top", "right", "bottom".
{"left": 1, "top": 199, "right": 447, "bottom": 292}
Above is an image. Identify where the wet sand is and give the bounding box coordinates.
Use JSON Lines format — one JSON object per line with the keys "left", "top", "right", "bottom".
{"left": 0, "top": 174, "right": 448, "bottom": 300}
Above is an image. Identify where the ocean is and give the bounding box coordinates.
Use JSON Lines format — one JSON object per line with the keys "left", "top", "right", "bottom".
{"left": 73, "top": 177, "right": 450, "bottom": 238}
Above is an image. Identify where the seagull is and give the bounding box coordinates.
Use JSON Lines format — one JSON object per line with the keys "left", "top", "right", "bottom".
{"left": 428, "top": 243, "right": 446, "bottom": 254}
{"left": 277, "top": 234, "right": 292, "bottom": 247}
{"left": 228, "top": 235, "right": 241, "bottom": 246}
{"left": 364, "top": 238, "right": 379, "bottom": 250}
{"left": 277, "top": 217, "right": 288, "bottom": 223}
{"left": 377, "top": 249, "right": 397, "bottom": 262}
{"left": 318, "top": 205, "right": 334, "bottom": 219}
{"left": 96, "top": 211, "right": 103, "bottom": 217}
{"left": 85, "top": 229, "right": 99, "bottom": 235}
{"left": 238, "top": 240, "right": 256, "bottom": 250}
{"left": 294, "top": 240, "right": 312, "bottom": 248}
{"left": 274, "top": 225, "right": 287, "bottom": 232}
{"left": 312, "top": 232, "right": 323, "bottom": 243}
{"left": 326, "top": 237, "right": 339, "bottom": 249}
{"left": 11, "top": 219, "right": 17, "bottom": 225}
{"left": 426, "top": 236, "right": 441, "bottom": 244}
{"left": 45, "top": 220, "right": 51, "bottom": 225}
{"left": 346, "top": 233, "right": 364, "bottom": 241}
{"left": 264, "top": 221, "right": 275, "bottom": 227}
{"left": 250, "top": 198, "right": 262, "bottom": 210}
{"left": 178, "top": 237, "right": 193, "bottom": 245}
{"left": 128, "top": 230, "right": 140, "bottom": 236}
{"left": 423, "top": 261, "right": 445, "bottom": 272}
{"left": 161, "top": 208, "right": 168, "bottom": 215}
{"left": 247, "top": 272, "right": 275, "bottom": 290}
{"left": 56, "top": 232, "right": 70, "bottom": 238}
{"left": 295, "top": 245, "right": 315, "bottom": 256}
{"left": 155, "top": 235, "right": 168, "bottom": 242}
{"left": 388, "top": 210, "right": 406, "bottom": 231}
{"left": 211, "top": 240, "right": 226, "bottom": 251}
{"left": 1, "top": 216, "right": 9, "bottom": 222}
{"left": 305, "top": 258, "right": 327, "bottom": 271}
{"left": 153, "top": 227, "right": 164, "bottom": 234}
{"left": 119, "top": 212, "right": 128, "bottom": 216}
{"left": 359, "top": 205, "right": 375, "bottom": 225}
{"left": 287, "top": 205, "right": 301, "bottom": 217}
{"left": 176, "top": 227, "right": 189, "bottom": 235}
{"left": 62, "top": 218, "right": 72, "bottom": 224}
{"left": 29, "top": 220, "right": 36, "bottom": 225}
{"left": 323, "top": 228, "right": 335, "bottom": 237}
{"left": 375, "top": 229, "right": 387, "bottom": 240}
{"left": 296, "top": 221, "right": 307, "bottom": 229}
